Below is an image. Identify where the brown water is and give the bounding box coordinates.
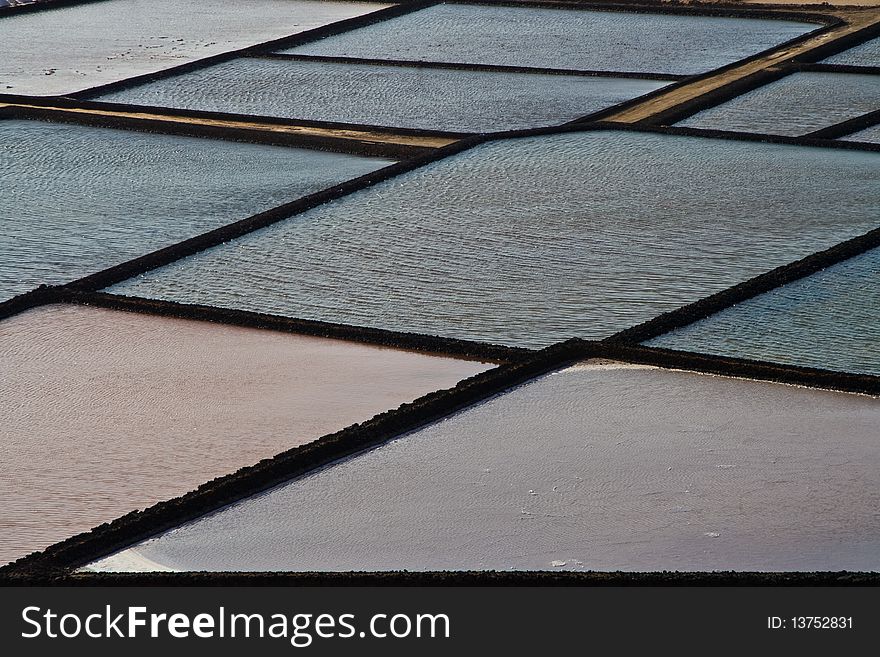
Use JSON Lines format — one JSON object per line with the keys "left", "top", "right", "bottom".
{"left": 0, "top": 304, "right": 490, "bottom": 565}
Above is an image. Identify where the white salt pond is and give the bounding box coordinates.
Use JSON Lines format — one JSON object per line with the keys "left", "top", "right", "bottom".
{"left": 86, "top": 362, "right": 880, "bottom": 572}
{"left": 0, "top": 0, "right": 389, "bottom": 95}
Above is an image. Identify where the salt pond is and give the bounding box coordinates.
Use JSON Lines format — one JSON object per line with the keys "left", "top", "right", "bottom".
{"left": 0, "top": 304, "right": 489, "bottom": 565}
{"left": 0, "top": 119, "right": 390, "bottom": 301}
{"left": 95, "top": 57, "right": 668, "bottom": 132}
{"left": 843, "top": 122, "right": 880, "bottom": 144}
{"left": 0, "top": 0, "right": 389, "bottom": 95}
{"left": 285, "top": 3, "right": 817, "bottom": 76}
{"left": 648, "top": 248, "right": 880, "bottom": 377}
{"left": 677, "top": 72, "right": 880, "bottom": 136}
{"left": 110, "top": 130, "right": 880, "bottom": 349}
{"left": 823, "top": 37, "right": 880, "bottom": 67}
{"left": 86, "top": 363, "right": 880, "bottom": 572}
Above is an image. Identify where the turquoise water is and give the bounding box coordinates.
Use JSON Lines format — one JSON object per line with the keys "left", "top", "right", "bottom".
{"left": 0, "top": 120, "right": 391, "bottom": 301}
{"left": 677, "top": 72, "right": 880, "bottom": 136}
{"left": 823, "top": 37, "right": 879, "bottom": 67}
{"left": 95, "top": 57, "right": 668, "bottom": 132}
{"left": 285, "top": 4, "right": 816, "bottom": 76}
{"left": 109, "top": 130, "right": 879, "bottom": 349}
{"left": 648, "top": 249, "right": 880, "bottom": 376}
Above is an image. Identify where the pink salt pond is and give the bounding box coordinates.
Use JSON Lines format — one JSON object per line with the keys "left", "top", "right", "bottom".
{"left": 88, "top": 362, "right": 880, "bottom": 573}
{"left": 0, "top": 304, "right": 491, "bottom": 565}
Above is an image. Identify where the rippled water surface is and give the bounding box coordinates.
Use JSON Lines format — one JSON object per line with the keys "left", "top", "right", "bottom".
{"left": 87, "top": 364, "right": 880, "bottom": 572}
{"left": 0, "top": 120, "right": 390, "bottom": 300}
{"left": 0, "top": 305, "right": 489, "bottom": 565}
{"left": 823, "top": 37, "right": 879, "bottom": 66}
{"left": 677, "top": 72, "right": 880, "bottom": 136}
{"left": 96, "top": 58, "right": 668, "bottom": 132}
{"left": 844, "top": 123, "right": 880, "bottom": 144}
{"left": 0, "top": 0, "right": 388, "bottom": 95}
{"left": 649, "top": 249, "right": 880, "bottom": 376}
{"left": 285, "top": 4, "right": 816, "bottom": 75}
{"left": 110, "top": 131, "right": 880, "bottom": 348}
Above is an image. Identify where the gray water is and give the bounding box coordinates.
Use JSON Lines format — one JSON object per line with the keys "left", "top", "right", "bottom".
{"left": 86, "top": 364, "right": 880, "bottom": 572}
{"left": 677, "top": 72, "right": 880, "bottom": 136}
{"left": 109, "top": 130, "right": 880, "bottom": 349}
{"left": 843, "top": 122, "right": 880, "bottom": 144}
{"left": 0, "top": 120, "right": 391, "bottom": 301}
{"left": 0, "top": 0, "right": 387, "bottom": 95}
{"left": 649, "top": 248, "right": 880, "bottom": 377}
{"left": 284, "top": 3, "right": 816, "bottom": 76}
{"left": 95, "top": 57, "right": 668, "bottom": 132}
{"left": 823, "top": 37, "right": 879, "bottom": 67}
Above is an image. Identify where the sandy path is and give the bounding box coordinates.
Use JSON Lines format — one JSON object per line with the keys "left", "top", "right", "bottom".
{"left": 0, "top": 101, "right": 459, "bottom": 149}
{"left": 605, "top": 9, "right": 880, "bottom": 123}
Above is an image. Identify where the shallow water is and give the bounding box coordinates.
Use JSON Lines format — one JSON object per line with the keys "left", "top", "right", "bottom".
{"left": 0, "top": 0, "right": 388, "bottom": 95}
{"left": 285, "top": 4, "right": 816, "bottom": 76}
{"left": 648, "top": 249, "right": 880, "bottom": 376}
{"left": 110, "top": 130, "right": 880, "bottom": 349}
{"left": 86, "top": 364, "right": 880, "bottom": 572}
{"left": 823, "top": 37, "right": 879, "bottom": 67}
{"left": 95, "top": 57, "right": 668, "bottom": 132}
{"left": 0, "top": 120, "right": 390, "bottom": 301}
{"left": 677, "top": 72, "right": 880, "bottom": 136}
{"left": 843, "top": 122, "right": 880, "bottom": 144}
{"left": 0, "top": 304, "right": 490, "bottom": 565}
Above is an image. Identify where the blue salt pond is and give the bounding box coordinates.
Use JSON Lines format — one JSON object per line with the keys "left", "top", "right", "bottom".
{"left": 284, "top": 3, "right": 817, "bottom": 75}
{"left": 85, "top": 363, "right": 880, "bottom": 572}
{"left": 95, "top": 57, "right": 668, "bottom": 132}
{"left": 0, "top": 120, "right": 391, "bottom": 301}
{"left": 823, "top": 37, "right": 880, "bottom": 67}
{"left": 842, "top": 122, "right": 880, "bottom": 144}
{"left": 677, "top": 72, "right": 880, "bottom": 136}
{"left": 110, "top": 130, "right": 880, "bottom": 349}
{"left": 648, "top": 248, "right": 880, "bottom": 377}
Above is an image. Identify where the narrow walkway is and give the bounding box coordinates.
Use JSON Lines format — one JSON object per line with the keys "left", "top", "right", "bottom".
{"left": 0, "top": 101, "right": 460, "bottom": 149}
{"left": 604, "top": 9, "right": 880, "bottom": 124}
